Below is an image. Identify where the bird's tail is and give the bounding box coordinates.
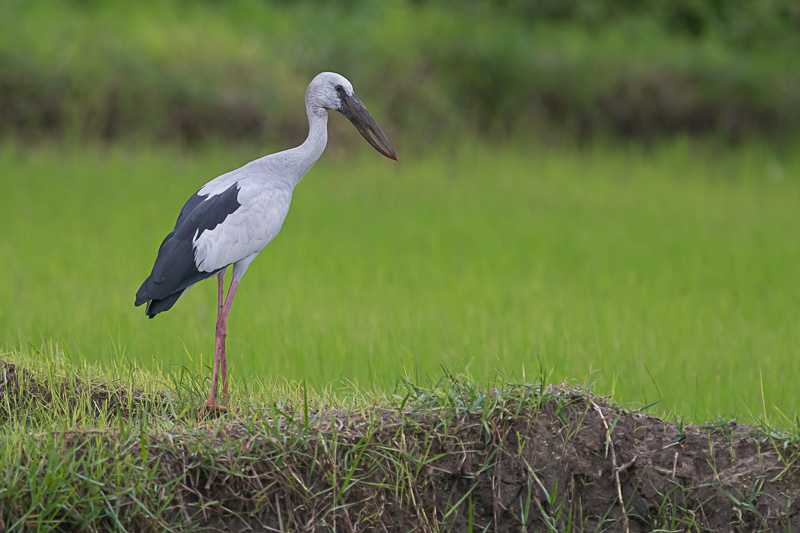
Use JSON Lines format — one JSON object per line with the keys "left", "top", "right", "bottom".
{"left": 143, "top": 291, "right": 185, "bottom": 318}
{"left": 135, "top": 278, "right": 185, "bottom": 318}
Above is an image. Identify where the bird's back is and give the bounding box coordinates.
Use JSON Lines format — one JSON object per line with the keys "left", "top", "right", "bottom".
{"left": 135, "top": 160, "right": 294, "bottom": 317}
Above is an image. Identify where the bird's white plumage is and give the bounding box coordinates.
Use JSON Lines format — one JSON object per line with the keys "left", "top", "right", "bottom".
{"left": 305, "top": 72, "right": 353, "bottom": 116}
{"left": 193, "top": 181, "right": 292, "bottom": 274}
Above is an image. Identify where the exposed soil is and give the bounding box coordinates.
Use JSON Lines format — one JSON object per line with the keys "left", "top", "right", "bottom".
{"left": 215, "top": 392, "right": 798, "bottom": 532}
{"left": 3, "top": 360, "right": 799, "bottom": 532}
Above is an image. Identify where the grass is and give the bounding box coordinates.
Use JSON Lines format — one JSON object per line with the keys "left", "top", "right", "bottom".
{"left": 1, "top": 137, "right": 798, "bottom": 423}
{"left": 2, "top": 348, "right": 799, "bottom": 531}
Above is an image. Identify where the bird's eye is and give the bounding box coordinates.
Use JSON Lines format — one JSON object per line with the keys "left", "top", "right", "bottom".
{"left": 335, "top": 84, "right": 344, "bottom": 93}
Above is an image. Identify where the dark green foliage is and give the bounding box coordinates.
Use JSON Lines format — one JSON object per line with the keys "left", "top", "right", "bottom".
{"left": 1, "top": 0, "right": 798, "bottom": 144}
{"left": 427, "top": 0, "right": 800, "bottom": 47}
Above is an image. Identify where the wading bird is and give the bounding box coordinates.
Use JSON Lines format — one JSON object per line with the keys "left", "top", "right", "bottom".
{"left": 135, "top": 72, "right": 398, "bottom": 414}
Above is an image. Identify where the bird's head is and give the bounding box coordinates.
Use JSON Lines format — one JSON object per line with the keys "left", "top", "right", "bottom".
{"left": 306, "top": 72, "right": 399, "bottom": 161}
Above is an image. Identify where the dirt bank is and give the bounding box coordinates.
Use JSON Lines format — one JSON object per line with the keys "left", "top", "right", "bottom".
{"left": 2, "top": 360, "right": 798, "bottom": 531}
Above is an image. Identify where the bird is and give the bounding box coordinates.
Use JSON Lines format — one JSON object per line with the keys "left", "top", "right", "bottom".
{"left": 135, "top": 72, "right": 398, "bottom": 415}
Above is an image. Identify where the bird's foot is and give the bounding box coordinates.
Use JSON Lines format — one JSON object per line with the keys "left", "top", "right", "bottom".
{"left": 199, "top": 398, "right": 228, "bottom": 418}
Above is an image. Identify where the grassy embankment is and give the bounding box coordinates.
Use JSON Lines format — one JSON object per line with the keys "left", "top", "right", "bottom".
{"left": 2, "top": 345, "right": 800, "bottom": 531}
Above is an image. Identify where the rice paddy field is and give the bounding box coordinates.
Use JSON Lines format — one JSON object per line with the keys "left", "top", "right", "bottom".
{"left": 2, "top": 138, "right": 798, "bottom": 424}
{"left": 4, "top": 1, "right": 800, "bottom": 527}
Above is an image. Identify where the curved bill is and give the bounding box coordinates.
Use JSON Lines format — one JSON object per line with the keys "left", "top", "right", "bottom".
{"left": 341, "top": 94, "right": 399, "bottom": 161}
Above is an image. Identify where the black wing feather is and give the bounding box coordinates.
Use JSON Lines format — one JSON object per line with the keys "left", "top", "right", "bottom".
{"left": 135, "top": 182, "right": 242, "bottom": 318}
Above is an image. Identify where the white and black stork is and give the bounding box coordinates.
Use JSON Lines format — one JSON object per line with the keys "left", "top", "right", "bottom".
{"left": 135, "top": 72, "right": 398, "bottom": 414}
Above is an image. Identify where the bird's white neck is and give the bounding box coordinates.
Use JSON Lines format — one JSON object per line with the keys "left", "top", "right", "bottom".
{"left": 267, "top": 108, "right": 328, "bottom": 189}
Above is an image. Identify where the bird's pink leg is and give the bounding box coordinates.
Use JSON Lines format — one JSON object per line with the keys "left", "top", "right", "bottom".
{"left": 218, "top": 276, "right": 240, "bottom": 396}
{"left": 217, "top": 273, "right": 228, "bottom": 397}
{"left": 202, "top": 273, "right": 240, "bottom": 416}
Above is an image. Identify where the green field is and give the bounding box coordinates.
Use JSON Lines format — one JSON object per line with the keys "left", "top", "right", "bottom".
{"left": 2, "top": 139, "right": 798, "bottom": 423}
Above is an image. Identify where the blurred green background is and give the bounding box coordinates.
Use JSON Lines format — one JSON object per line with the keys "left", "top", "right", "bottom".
{"left": 3, "top": 0, "right": 799, "bottom": 144}
{"left": 1, "top": 0, "right": 799, "bottom": 422}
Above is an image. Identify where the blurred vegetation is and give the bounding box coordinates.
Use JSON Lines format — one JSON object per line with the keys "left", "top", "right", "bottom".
{"left": 1, "top": 0, "right": 799, "bottom": 145}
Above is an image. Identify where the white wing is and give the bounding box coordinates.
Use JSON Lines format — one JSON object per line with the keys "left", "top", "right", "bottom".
{"left": 193, "top": 180, "right": 293, "bottom": 273}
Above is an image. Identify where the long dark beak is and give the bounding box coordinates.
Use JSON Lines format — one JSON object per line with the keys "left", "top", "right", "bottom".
{"left": 340, "top": 94, "right": 399, "bottom": 161}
